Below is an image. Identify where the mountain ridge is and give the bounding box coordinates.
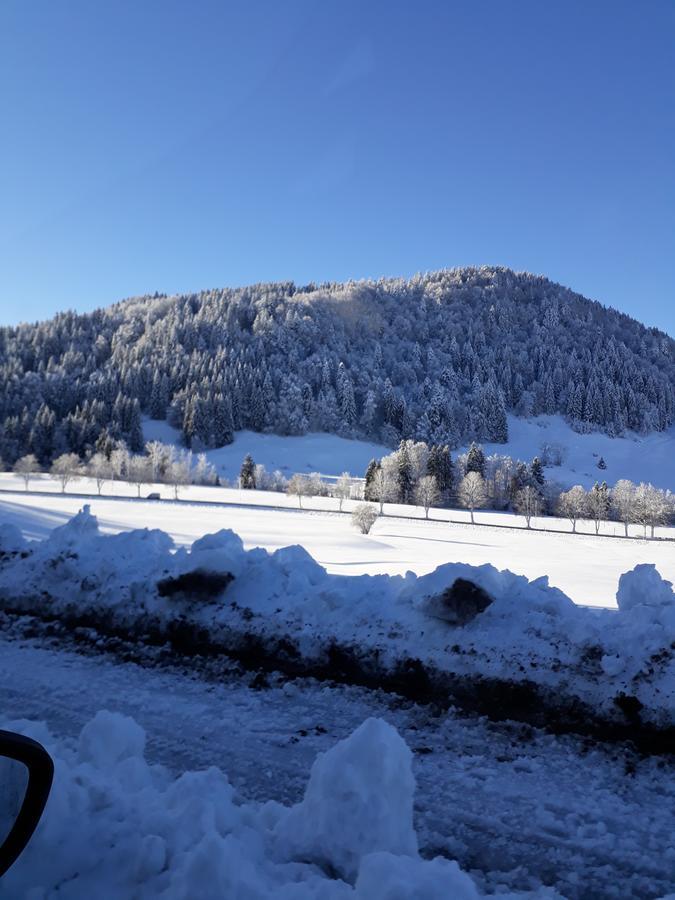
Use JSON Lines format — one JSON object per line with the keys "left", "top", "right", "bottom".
{"left": 1, "top": 266, "right": 673, "bottom": 465}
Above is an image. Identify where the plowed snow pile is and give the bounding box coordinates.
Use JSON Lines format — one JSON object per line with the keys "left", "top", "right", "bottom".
{"left": 1, "top": 711, "right": 498, "bottom": 899}
{"left": 1, "top": 507, "right": 674, "bottom": 729}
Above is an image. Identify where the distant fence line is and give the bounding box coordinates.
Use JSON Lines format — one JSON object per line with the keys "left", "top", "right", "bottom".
{"left": 0, "top": 481, "right": 672, "bottom": 543}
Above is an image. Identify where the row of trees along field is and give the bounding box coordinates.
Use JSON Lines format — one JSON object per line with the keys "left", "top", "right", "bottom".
{"left": 6, "top": 441, "right": 218, "bottom": 500}
{"left": 4, "top": 436, "right": 673, "bottom": 537}
{"left": 240, "top": 440, "right": 674, "bottom": 536}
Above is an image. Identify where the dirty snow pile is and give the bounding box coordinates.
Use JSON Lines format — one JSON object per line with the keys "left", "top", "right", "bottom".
{"left": 0, "top": 710, "right": 530, "bottom": 899}
{"left": 1, "top": 507, "right": 675, "bottom": 727}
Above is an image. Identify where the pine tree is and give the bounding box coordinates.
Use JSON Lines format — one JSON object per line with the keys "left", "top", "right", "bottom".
{"left": 364, "top": 458, "right": 380, "bottom": 501}
{"left": 465, "top": 442, "right": 486, "bottom": 477}
{"left": 240, "top": 454, "right": 256, "bottom": 489}
{"left": 397, "top": 440, "right": 414, "bottom": 504}
{"left": 529, "top": 456, "right": 545, "bottom": 486}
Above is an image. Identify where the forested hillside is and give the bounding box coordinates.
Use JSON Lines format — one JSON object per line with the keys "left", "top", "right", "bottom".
{"left": 1, "top": 266, "right": 673, "bottom": 464}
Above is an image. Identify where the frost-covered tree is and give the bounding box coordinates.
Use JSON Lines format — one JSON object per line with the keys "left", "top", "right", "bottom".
{"left": 335, "top": 472, "right": 352, "bottom": 511}
{"left": 167, "top": 455, "right": 192, "bottom": 499}
{"left": 50, "top": 453, "right": 81, "bottom": 493}
{"left": 194, "top": 453, "right": 217, "bottom": 486}
{"left": 557, "top": 485, "right": 587, "bottom": 533}
{"left": 87, "top": 452, "right": 111, "bottom": 495}
{"left": 513, "top": 485, "right": 543, "bottom": 528}
{"left": 13, "top": 454, "right": 39, "bottom": 490}
{"left": 287, "top": 473, "right": 312, "bottom": 508}
{"left": 611, "top": 479, "right": 636, "bottom": 537}
{"left": 587, "top": 482, "right": 610, "bottom": 534}
{"left": 351, "top": 503, "right": 378, "bottom": 534}
{"left": 415, "top": 475, "right": 439, "bottom": 519}
{"left": 110, "top": 446, "right": 130, "bottom": 482}
{"left": 458, "top": 472, "right": 488, "bottom": 524}
{"left": 128, "top": 455, "right": 152, "bottom": 498}
{"left": 370, "top": 467, "right": 398, "bottom": 514}
{"left": 632, "top": 483, "right": 671, "bottom": 538}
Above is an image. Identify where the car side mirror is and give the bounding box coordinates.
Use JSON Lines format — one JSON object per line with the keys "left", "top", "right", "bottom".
{"left": 0, "top": 730, "right": 53, "bottom": 877}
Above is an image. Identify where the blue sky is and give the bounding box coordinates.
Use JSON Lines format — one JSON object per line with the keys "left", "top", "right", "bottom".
{"left": 1, "top": 0, "right": 673, "bottom": 335}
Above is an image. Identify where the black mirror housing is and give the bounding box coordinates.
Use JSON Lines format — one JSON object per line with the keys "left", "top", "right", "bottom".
{"left": 0, "top": 730, "right": 54, "bottom": 877}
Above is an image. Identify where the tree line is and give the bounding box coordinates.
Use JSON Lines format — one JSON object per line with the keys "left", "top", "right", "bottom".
{"left": 239, "top": 441, "right": 674, "bottom": 537}
{"left": 6, "top": 441, "right": 218, "bottom": 500}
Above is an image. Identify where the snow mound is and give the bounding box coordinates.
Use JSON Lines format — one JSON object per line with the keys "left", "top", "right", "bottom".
{"left": 2, "top": 510, "right": 675, "bottom": 727}
{"left": 0, "top": 711, "right": 529, "bottom": 899}
{"left": 0, "top": 523, "right": 26, "bottom": 554}
{"left": 277, "top": 717, "right": 417, "bottom": 880}
{"left": 617, "top": 564, "right": 675, "bottom": 614}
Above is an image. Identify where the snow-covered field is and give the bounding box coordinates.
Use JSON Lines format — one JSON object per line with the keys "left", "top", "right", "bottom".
{"left": 142, "top": 414, "right": 675, "bottom": 490}
{"left": 1, "top": 482, "right": 673, "bottom": 608}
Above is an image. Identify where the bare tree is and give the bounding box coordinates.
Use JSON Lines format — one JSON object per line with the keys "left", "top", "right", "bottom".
{"left": 351, "top": 503, "right": 378, "bottom": 534}
{"left": 287, "top": 474, "right": 312, "bottom": 508}
{"left": 13, "top": 454, "right": 39, "bottom": 491}
{"left": 513, "top": 485, "right": 543, "bottom": 529}
{"left": 458, "top": 472, "right": 488, "bottom": 524}
{"left": 415, "top": 475, "right": 439, "bottom": 519}
{"left": 557, "top": 485, "right": 587, "bottom": 533}
{"left": 87, "top": 452, "right": 111, "bottom": 495}
{"left": 611, "top": 479, "right": 636, "bottom": 537}
{"left": 127, "top": 455, "right": 152, "bottom": 498}
{"left": 335, "top": 472, "right": 352, "bottom": 512}
{"left": 50, "top": 453, "right": 82, "bottom": 493}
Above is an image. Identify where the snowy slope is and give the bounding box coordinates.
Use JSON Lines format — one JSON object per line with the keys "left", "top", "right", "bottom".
{"left": 462, "top": 414, "right": 675, "bottom": 490}
{"left": 143, "top": 418, "right": 390, "bottom": 480}
{"left": 144, "top": 414, "right": 675, "bottom": 490}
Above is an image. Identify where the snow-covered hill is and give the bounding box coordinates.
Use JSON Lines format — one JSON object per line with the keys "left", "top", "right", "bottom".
{"left": 3, "top": 267, "right": 674, "bottom": 468}
{"left": 459, "top": 414, "right": 675, "bottom": 491}
{"left": 144, "top": 414, "right": 675, "bottom": 490}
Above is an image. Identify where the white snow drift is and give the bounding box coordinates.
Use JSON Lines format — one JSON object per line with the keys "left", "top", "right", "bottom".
{"left": 1, "top": 508, "right": 674, "bottom": 727}
{"left": 0, "top": 711, "right": 489, "bottom": 899}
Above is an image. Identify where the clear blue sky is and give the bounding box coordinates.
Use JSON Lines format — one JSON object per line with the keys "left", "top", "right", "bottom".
{"left": 1, "top": 0, "right": 673, "bottom": 335}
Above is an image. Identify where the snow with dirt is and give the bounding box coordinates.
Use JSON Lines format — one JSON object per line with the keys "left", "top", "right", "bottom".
{"left": 0, "top": 710, "right": 490, "bottom": 899}
{"left": 1, "top": 507, "right": 674, "bottom": 728}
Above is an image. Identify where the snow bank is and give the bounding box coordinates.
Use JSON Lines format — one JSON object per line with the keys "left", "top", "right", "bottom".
{"left": 0, "top": 711, "right": 508, "bottom": 899}
{"left": 1, "top": 507, "right": 675, "bottom": 730}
